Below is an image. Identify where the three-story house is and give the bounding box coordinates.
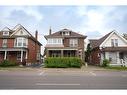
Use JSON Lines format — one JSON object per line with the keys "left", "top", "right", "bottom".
{"left": 0, "top": 24, "right": 42, "bottom": 65}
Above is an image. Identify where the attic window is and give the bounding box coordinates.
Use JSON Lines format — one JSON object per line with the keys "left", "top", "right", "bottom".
{"left": 20, "top": 31, "right": 23, "bottom": 35}
{"left": 3, "top": 31, "right": 9, "bottom": 36}
{"left": 65, "top": 32, "right": 70, "bottom": 35}
{"left": 62, "top": 32, "right": 70, "bottom": 35}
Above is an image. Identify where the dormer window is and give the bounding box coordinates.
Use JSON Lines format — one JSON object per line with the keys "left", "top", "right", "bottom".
{"left": 65, "top": 32, "right": 70, "bottom": 35}
{"left": 61, "top": 32, "right": 70, "bottom": 36}
{"left": 3, "top": 31, "right": 9, "bottom": 36}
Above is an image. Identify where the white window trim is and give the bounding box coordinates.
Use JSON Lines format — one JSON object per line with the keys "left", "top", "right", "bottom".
{"left": 2, "top": 39, "right": 7, "bottom": 47}
{"left": 70, "top": 39, "right": 78, "bottom": 47}
{"left": 14, "top": 37, "right": 28, "bottom": 47}
{"left": 3, "top": 31, "right": 9, "bottom": 36}
{"left": 47, "top": 38, "right": 62, "bottom": 44}
{"left": 111, "top": 39, "right": 118, "bottom": 47}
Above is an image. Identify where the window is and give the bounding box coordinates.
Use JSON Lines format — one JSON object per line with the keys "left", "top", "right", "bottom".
{"left": 3, "top": 31, "right": 9, "bottom": 36}
{"left": 15, "top": 37, "right": 27, "bottom": 47}
{"left": 18, "top": 38, "right": 22, "bottom": 46}
{"left": 111, "top": 39, "right": 118, "bottom": 47}
{"left": 36, "top": 53, "right": 40, "bottom": 60}
{"left": 70, "top": 39, "right": 78, "bottom": 47}
{"left": 2, "top": 39, "right": 7, "bottom": 47}
{"left": 20, "top": 31, "right": 23, "bottom": 35}
{"left": 115, "top": 39, "right": 118, "bottom": 46}
{"left": 47, "top": 38, "right": 62, "bottom": 44}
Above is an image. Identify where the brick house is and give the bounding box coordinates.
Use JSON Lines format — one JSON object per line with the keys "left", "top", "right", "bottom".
{"left": 44, "top": 28, "right": 87, "bottom": 61}
{"left": 0, "top": 24, "right": 42, "bottom": 65}
{"left": 89, "top": 30, "right": 127, "bottom": 66}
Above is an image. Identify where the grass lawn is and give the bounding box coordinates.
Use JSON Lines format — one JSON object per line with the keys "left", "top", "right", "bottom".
{"left": 105, "top": 66, "right": 127, "bottom": 70}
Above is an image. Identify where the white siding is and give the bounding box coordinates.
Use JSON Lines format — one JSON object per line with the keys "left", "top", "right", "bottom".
{"left": 14, "top": 29, "right": 29, "bottom": 36}
{"left": 101, "top": 33, "right": 127, "bottom": 47}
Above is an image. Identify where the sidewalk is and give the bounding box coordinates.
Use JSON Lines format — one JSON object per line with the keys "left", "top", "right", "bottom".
{"left": 41, "top": 65, "right": 108, "bottom": 73}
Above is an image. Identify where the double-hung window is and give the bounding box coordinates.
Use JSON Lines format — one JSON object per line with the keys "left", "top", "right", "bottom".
{"left": 2, "top": 39, "right": 7, "bottom": 47}
{"left": 47, "top": 38, "right": 62, "bottom": 44}
{"left": 15, "top": 37, "right": 27, "bottom": 47}
{"left": 111, "top": 39, "right": 118, "bottom": 47}
{"left": 70, "top": 39, "right": 78, "bottom": 47}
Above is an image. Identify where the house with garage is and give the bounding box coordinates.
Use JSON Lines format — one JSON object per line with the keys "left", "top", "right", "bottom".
{"left": 89, "top": 30, "right": 127, "bottom": 66}
{"left": 44, "top": 28, "right": 87, "bottom": 61}
{"left": 0, "top": 24, "right": 42, "bottom": 65}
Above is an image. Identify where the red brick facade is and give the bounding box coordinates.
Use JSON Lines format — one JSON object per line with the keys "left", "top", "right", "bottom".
{"left": 0, "top": 24, "right": 42, "bottom": 65}
{"left": 90, "top": 47, "right": 101, "bottom": 65}
{"left": 45, "top": 29, "right": 87, "bottom": 61}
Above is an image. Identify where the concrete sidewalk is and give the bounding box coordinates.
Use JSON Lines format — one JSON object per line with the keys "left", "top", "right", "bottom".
{"left": 0, "top": 65, "right": 115, "bottom": 72}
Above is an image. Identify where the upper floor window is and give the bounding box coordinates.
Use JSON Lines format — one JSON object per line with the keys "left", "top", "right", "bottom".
{"left": 111, "top": 39, "right": 118, "bottom": 47}
{"left": 3, "top": 31, "right": 9, "bottom": 36}
{"left": 70, "top": 39, "right": 78, "bottom": 47}
{"left": 2, "top": 39, "right": 7, "bottom": 47}
{"left": 15, "top": 37, "right": 28, "bottom": 47}
{"left": 47, "top": 38, "right": 62, "bottom": 44}
{"left": 61, "top": 32, "right": 70, "bottom": 36}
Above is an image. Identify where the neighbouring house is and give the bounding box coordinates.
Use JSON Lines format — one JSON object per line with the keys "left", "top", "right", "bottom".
{"left": 44, "top": 28, "right": 87, "bottom": 61}
{"left": 89, "top": 30, "right": 127, "bottom": 66}
{"left": 0, "top": 24, "right": 42, "bottom": 65}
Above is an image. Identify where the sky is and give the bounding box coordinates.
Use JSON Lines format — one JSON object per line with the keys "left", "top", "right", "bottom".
{"left": 0, "top": 6, "right": 127, "bottom": 52}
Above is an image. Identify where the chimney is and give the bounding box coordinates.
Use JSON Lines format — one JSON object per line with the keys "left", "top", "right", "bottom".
{"left": 35, "top": 30, "right": 38, "bottom": 40}
{"left": 49, "top": 26, "right": 52, "bottom": 35}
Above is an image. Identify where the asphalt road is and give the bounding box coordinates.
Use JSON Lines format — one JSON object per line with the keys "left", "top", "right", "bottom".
{"left": 0, "top": 67, "right": 127, "bottom": 89}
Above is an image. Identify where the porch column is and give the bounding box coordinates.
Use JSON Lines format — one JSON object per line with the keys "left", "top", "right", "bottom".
{"left": 21, "top": 50, "right": 23, "bottom": 62}
{"left": 4, "top": 51, "right": 7, "bottom": 60}
{"left": 61, "top": 50, "right": 63, "bottom": 57}
{"left": 117, "top": 52, "right": 120, "bottom": 65}
{"left": 25, "top": 51, "right": 28, "bottom": 59}
{"left": 46, "top": 50, "right": 49, "bottom": 57}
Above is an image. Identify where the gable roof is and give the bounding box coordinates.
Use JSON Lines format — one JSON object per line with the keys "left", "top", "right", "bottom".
{"left": 0, "top": 24, "right": 42, "bottom": 46}
{"left": 45, "top": 28, "right": 87, "bottom": 39}
{"left": 10, "top": 24, "right": 32, "bottom": 37}
{"left": 89, "top": 31, "right": 113, "bottom": 48}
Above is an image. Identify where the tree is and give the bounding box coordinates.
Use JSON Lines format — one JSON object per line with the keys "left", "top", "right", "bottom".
{"left": 85, "top": 43, "right": 92, "bottom": 63}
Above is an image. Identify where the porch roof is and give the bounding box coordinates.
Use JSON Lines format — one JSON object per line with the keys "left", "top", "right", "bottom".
{"left": 0, "top": 47, "right": 28, "bottom": 51}
{"left": 46, "top": 47, "right": 78, "bottom": 50}
{"left": 101, "top": 47, "right": 127, "bottom": 52}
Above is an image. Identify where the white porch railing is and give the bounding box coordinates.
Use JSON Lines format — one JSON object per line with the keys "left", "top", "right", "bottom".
{"left": 120, "top": 59, "right": 127, "bottom": 67}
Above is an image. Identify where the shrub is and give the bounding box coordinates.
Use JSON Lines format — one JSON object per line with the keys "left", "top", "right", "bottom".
{"left": 102, "top": 59, "right": 110, "bottom": 67}
{"left": 0, "top": 60, "right": 18, "bottom": 67}
{"left": 44, "top": 57, "right": 82, "bottom": 68}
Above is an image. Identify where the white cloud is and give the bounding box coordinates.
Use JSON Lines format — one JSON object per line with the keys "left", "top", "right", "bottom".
{"left": 76, "top": 6, "right": 118, "bottom": 37}
{"left": 0, "top": 6, "right": 43, "bottom": 27}
{"left": 15, "top": 7, "right": 43, "bottom": 21}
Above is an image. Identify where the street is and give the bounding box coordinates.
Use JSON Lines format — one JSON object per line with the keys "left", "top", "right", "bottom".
{"left": 0, "top": 66, "right": 127, "bottom": 89}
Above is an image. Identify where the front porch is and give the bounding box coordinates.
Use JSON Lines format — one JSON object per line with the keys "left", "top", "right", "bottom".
{"left": 47, "top": 50, "right": 77, "bottom": 57}
{"left": 0, "top": 48, "right": 28, "bottom": 65}
{"left": 101, "top": 51, "right": 127, "bottom": 66}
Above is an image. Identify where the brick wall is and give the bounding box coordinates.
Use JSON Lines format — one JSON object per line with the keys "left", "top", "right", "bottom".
{"left": 7, "top": 39, "right": 14, "bottom": 48}
{"left": 90, "top": 47, "right": 101, "bottom": 65}
{"left": 27, "top": 38, "right": 41, "bottom": 63}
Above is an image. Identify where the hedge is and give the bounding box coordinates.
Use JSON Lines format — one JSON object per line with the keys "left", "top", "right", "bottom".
{"left": 44, "top": 57, "right": 83, "bottom": 68}
{"left": 0, "top": 60, "right": 18, "bottom": 67}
